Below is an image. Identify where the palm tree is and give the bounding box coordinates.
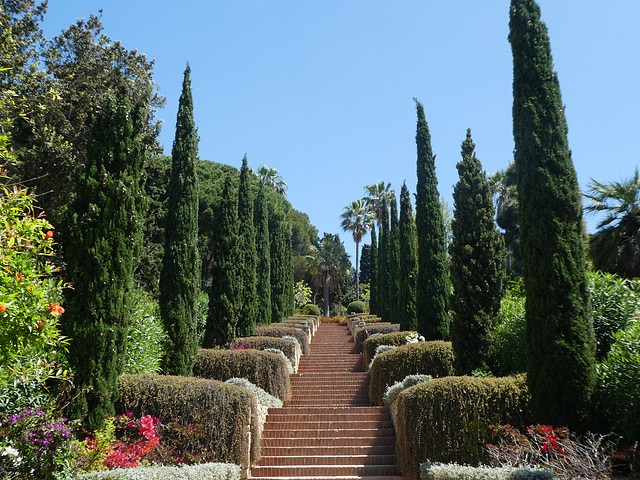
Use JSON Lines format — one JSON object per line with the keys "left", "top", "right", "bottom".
{"left": 364, "top": 181, "right": 394, "bottom": 224}
{"left": 310, "top": 233, "right": 351, "bottom": 317}
{"left": 584, "top": 168, "right": 640, "bottom": 278}
{"left": 254, "top": 164, "right": 288, "bottom": 197}
{"left": 340, "top": 199, "right": 374, "bottom": 301}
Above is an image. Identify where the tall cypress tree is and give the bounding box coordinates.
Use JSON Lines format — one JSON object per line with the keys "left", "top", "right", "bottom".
{"left": 204, "top": 173, "right": 240, "bottom": 347}
{"left": 236, "top": 155, "right": 257, "bottom": 336}
{"left": 359, "top": 243, "right": 371, "bottom": 285}
{"left": 369, "top": 224, "right": 378, "bottom": 315}
{"left": 63, "top": 84, "right": 149, "bottom": 430}
{"left": 254, "top": 186, "right": 272, "bottom": 325}
{"left": 378, "top": 203, "right": 390, "bottom": 321}
{"left": 159, "top": 65, "right": 200, "bottom": 376}
{"left": 270, "top": 214, "right": 289, "bottom": 323}
{"left": 510, "top": 0, "right": 596, "bottom": 427}
{"left": 414, "top": 99, "right": 448, "bottom": 339}
{"left": 389, "top": 193, "right": 400, "bottom": 321}
{"left": 450, "top": 129, "right": 505, "bottom": 375}
{"left": 398, "top": 182, "right": 418, "bottom": 331}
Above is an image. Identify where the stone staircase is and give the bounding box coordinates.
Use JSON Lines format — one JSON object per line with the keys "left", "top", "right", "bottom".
{"left": 251, "top": 322, "right": 404, "bottom": 480}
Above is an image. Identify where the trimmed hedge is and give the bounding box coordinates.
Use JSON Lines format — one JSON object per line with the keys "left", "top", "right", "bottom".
{"left": 354, "top": 323, "right": 400, "bottom": 353}
{"left": 194, "top": 349, "right": 292, "bottom": 402}
{"left": 369, "top": 341, "right": 455, "bottom": 405}
{"left": 231, "top": 336, "right": 299, "bottom": 372}
{"left": 117, "top": 374, "right": 260, "bottom": 467}
{"left": 363, "top": 331, "right": 417, "bottom": 367}
{"left": 256, "top": 325, "right": 309, "bottom": 355}
{"left": 420, "top": 462, "right": 552, "bottom": 480}
{"left": 225, "top": 377, "right": 283, "bottom": 409}
{"left": 394, "top": 375, "right": 532, "bottom": 479}
{"left": 347, "top": 300, "right": 367, "bottom": 314}
{"left": 282, "top": 320, "right": 311, "bottom": 343}
{"left": 302, "top": 303, "right": 322, "bottom": 317}
{"left": 76, "top": 462, "right": 241, "bottom": 480}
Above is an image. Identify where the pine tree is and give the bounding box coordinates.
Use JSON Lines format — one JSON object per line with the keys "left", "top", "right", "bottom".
{"left": 159, "top": 65, "right": 200, "bottom": 376}
{"left": 63, "top": 83, "right": 149, "bottom": 430}
{"left": 203, "top": 173, "right": 241, "bottom": 347}
{"left": 388, "top": 193, "right": 400, "bottom": 321}
{"left": 369, "top": 224, "right": 378, "bottom": 315}
{"left": 236, "top": 155, "right": 257, "bottom": 336}
{"left": 449, "top": 129, "right": 505, "bottom": 375}
{"left": 270, "top": 214, "right": 289, "bottom": 323}
{"left": 254, "top": 186, "right": 272, "bottom": 325}
{"left": 377, "top": 203, "right": 390, "bottom": 321}
{"left": 398, "top": 182, "right": 418, "bottom": 331}
{"left": 414, "top": 99, "right": 448, "bottom": 339}
{"left": 510, "top": 0, "right": 596, "bottom": 427}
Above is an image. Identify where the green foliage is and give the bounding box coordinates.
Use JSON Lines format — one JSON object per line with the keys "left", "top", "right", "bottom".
{"left": 383, "top": 374, "right": 432, "bottom": 407}
{"left": 194, "top": 349, "right": 292, "bottom": 402}
{"left": 355, "top": 323, "right": 400, "bottom": 354}
{"left": 159, "top": 65, "right": 200, "bottom": 376}
{"left": 414, "top": 99, "right": 449, "bottom": 340}
{"left": 360, "top": 244, "right": 371, "bottom": 284}
{"left": 231, "top": 336, "right": 299, "bottom": 371}
{"left": 510, "top": 0, "right": 596, "bottom": 428}
{"left": 117, "top": 374, "right": 259, "bottom": 467}
{"left": 388, "top": 194, "right": 401, "bottom": 320}
{"left": 294, "top": 281, "right": 312, "bottom": 309}
{"left": 597, "top": 319, "right": 640, "bottom": 443}
{"left": 493, "top": 295, "right": 527, "bottom": 376}
{"left": 394, "top": 375, "right": 531, "bottom": 477}
{"left": 302, "top": 303, "right": 321, "bottom": 316}
{"left": 254, "top": 186, "right": 272, "bottom": 326}
{"left": 362, "top": 331, "right": 418, "bottom": 367}
{"left": 123, "top": 286, "right": 166, "bottom": 375}
{"left": 340, "top": 199, "right": 374, "bottom": 301}
{"left": 63, "top": 85, "right": 150, "bottom": 430}
{"left": 587, "top": 270, "right": 640, "bottom": 360}
{"left": 196, "top": 291, "right": 209, "bottom": 346}
{"left": 420, "top": 462, "right": 552, "bottom": 480}
{"left": 370, "top": 224, "right": 378, "bottom": 314}
{"left": 399, "top": 183, "right": 418, "bottom": 331}
{"left": 347, "top": 300, "right": 366, "bottom": 314}
{"left": 377, "top": 202, "right": 390, "bottom": 321}
{"left": 255, "top": 325, "right": 309, "bottom": 355}
{"left": 225, "top": 377, "right": 283, "bottom": 409}
{"left": 75, "top": 462, "right": 241, "bottom": 480}
{"left": 369, "top": 341, "right": 456, "bottom": 405}
{"left": 310, "top": 233, "right": 351, "bottom": 317}
{"left": 263, "top": 348, "right": 294, "bottom": 374}
{"left": 269, "top": 214, "right": 292, "bottom": 323}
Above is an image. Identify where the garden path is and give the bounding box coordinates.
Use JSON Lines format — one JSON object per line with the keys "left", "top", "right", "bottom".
{"left": 251, "top": 322, "right": 405, "bottom": 480}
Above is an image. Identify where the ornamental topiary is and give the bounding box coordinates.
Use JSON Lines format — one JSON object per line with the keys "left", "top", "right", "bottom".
{"left": 347, "top": 300, "right": 367, "bottom": 314}
{"left": 302, "top": 303, "right": 321, "bottom": 317}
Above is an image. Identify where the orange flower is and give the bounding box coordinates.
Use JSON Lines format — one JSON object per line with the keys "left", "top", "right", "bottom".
{"left": 47, "top": 303, "right": 65, "bottom": 316}
{"left": 0, "top": 304, "right": 6, "bottom": 312}
{"left": 45, "top": 230, "right": 54, "bottom": 239}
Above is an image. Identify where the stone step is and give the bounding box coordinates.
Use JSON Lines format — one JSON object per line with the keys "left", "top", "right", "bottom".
{"left": 260, "top": 445, "right": 396, "bottom": 457}
{"left": 266, "top": 412, "right": 390, "bottom": 422}
{"left": 261, "top": 436, "right": 397, "bottom": 448}
{"left": 262, "top": 428, "right": 395, "bottom": 439}
{"left": 269, "top": 406, "right": 388, "bottom": 414}
{"left": 259, "top": 454, "right": 397, "bottom": 466}
{"left": 263, "top": 420, "right": 394, "bottom": 430}
{"left": 251, "top": 464, "right": 401, "bottom": 477}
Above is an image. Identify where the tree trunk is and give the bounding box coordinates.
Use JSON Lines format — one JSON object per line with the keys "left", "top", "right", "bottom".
{"left": 355, "top": 240, "right": 360, "bottom": 302}
{"left": 323, "top": 283, "right": 330, "bottom": 317}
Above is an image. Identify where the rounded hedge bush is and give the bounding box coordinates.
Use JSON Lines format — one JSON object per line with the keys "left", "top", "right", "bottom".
{"left": 347, "top": 300, "right": 367, "bottom": 314}
{"left": 302, "top": 303, "right": 321, "bottom": 316}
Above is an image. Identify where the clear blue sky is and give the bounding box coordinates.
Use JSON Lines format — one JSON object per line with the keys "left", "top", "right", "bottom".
{"left": 42, "top": 1, "right": 639, "bottom": 265}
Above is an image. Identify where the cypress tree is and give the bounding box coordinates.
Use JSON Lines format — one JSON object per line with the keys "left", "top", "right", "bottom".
{"left": 236, "top": 155, "right": 257, "bottom": 336}
{"left": 414, "top": 99, "right": 448, "bottom": 339}
{"left": 359, "top": 243, "right": 371, "bottom": 285}
{"left": 377, "top": 203, "right": 390, "bottom": 321}
{"left": 254, "top": 186, "right": 272, "bottom": 325}
{"left": 398, "top": 182, "right": 418, "bottom": 331}
{"left": 159, "top": 65, "right": 200, "bottom": 376}
{"left": 369, "top": 224, "right": 378, "bottom": 315}
{"left": 63, "top": 84, "right": 149, "bottom": 430}
{"left": 203, "top": 173, "right": 241, "bottom": 347}
{"left": 449, "top": 129, "right": 505, "bottom": 375}
{"left": 389, "top": 193, "right": 400, "bottom": 321}
{"left": 510, "top": 0, "right": 596, "bottom": 427}
{"left": 270, "top": 214, "right": 289, "bottom": 323}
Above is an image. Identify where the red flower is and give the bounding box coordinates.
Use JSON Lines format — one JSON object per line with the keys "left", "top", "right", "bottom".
{"left": 47, "top": 303, "right": 65, "bottom": 316}
{"left": 0, "top": 304, "right": 6, "bottom": 312}
{"left": 45, "top": 230, "right": 54, "bottom": 239}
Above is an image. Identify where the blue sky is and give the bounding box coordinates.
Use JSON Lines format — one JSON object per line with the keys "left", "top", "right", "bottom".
{"left": 42, "top": 1, "right": 639, "bottom": 264}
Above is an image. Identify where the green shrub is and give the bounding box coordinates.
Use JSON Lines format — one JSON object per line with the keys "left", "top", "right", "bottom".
{"left": 394, "top": 375, "right": 531, "bottom": 479}
{"left": 368, "top": 344, "right": 397, "bottom": 370}
{"left": 231, "top": 336, "right": 299, "bottom": 370}
{"left": 420, "top": 462, "right": 552, "bottom": 480}
{"left": 282, "top": 335, "right": 303, "bottom": 358}
{"left": 263, "top": 348, "right": 294, "bottom": 374}
{"left": 596, "top": 318, "right": 640, "bottom": 442}
{"left": 355, "top": 323, "right": 400, "bottom": 353}
{"left": 383, "top": 374, "right": 432, "bottom": 407}
{"left": 369, "top": 341, "right": 455, "bottom": 405}
{"left": 302, "top": 303, "right": 321, "bottom": 316}
{"left": 493, "top": 296, "right": 527, "bottom": 376}
{"left": 347, "top": 300, "right": 367, "bottom": 314}
{"left": 117, "top": 374, "right": 260, "bottom": 467}
{"left": 256, "top": 326, "right": 309, "bottom": 355}
{"left": 587, "top": 270, "right": 640, "bottom": 360}
{"left": 225, "top": 378, "right": 283, "bottom": 409}
{"left": 123, "top": 286, "right": 166, "bottom": 374}
{"left": 282, "top": 320, "right": 311, "bottom": 342}
{"left": 76, "top": 462, "right": 241, "bottom": 480}
{"left": 196, "top": 291, "right": 209, "bottom": 346}
{"left": 362, "top": 331, "right": 417, "bottom": 367}
{"left": 194, "top": 349, "right": 292, "bottom": 402}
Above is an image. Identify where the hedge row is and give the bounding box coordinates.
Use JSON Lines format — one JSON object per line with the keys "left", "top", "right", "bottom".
{"left": 393, "top": 375, "right": 532, "bottom": 479}
{"left": 362, "top": 331, "right": 416, "bottom": 367}
{"left": 354, "top": 323, "right": 400, "bottom": 353}
{"left": 346, "top": 315, "right": 380, "bottom": 336}
{"left": 420, "top": 462, "right": 552, "bottom": 480}
{"left": 282, "top": 320, "right": 311, "bottom": 343}
{"left": 369, "top": 341, "right": 455, "bottom": 405}
{"left": 232, "top": 336, "right": 299, "bottom": 372}
{"left": 117, "top": 374, "right": 260, "bottom": 468}
{"left": 194, "top": 349, "right": 292, "bottom": 402}
{"left": 256, "top": 325, "right": 309, "bottom": 355}
{"left": 77, "top": 462, "right": 241, "bottom": 480}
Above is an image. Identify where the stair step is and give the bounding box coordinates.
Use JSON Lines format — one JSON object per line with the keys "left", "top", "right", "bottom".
{"left": 270, "top": 406, "right": 388, "bottom": 414}
{"left": 263, "top": 420, "right": 394, "bottom": 430}
{"left": 261, "top": 445, "right": 396, "bottom": 456}
{"left": 251, "top": 465, "right": 401, "bottom": 477}
{"left": 262, "top": 428, "right": 395, "bottom": 439}
{"left": 262, "top": 436, "right": 397, "bottom": 448}
{"left": 266, "top": 412, "right": 390, "bottom": 422}
{"left": 259, "top": 454, "right": 397, "bottom": 466}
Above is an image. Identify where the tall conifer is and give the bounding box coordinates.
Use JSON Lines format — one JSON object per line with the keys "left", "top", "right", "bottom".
{"left": 398, "top": 182, "right": 418, "bottom": 331}
{"left": 254, "top": 186, "right": 272, "bottom": 325}
{"left": 204, "top": 173, "right": 240, "bottom": 346}
{"left": 378, "top": 204, "right": 390, "bottom": 321}
{"left": 414, "top": 99, "right": 448, "bottom": 339}
{"left": 389, "top": 193, "right": 400, "bottom": 321}
{"left": 510, "top": 0, "right": 596, "bottom": 427}
{"left": 237, "top": 155, "right": 257, "bottom": 336}
{"left": 159, "top": 65, "right": 200, "bottom": 376}
{"left": 449, "top": 129, "right": 505, "bottom": 375}
{"left": 270, "top": 214, "right": 290, "bottom": 323}
{"left": 63, "top": 84, "right": 149, "bottom": 429}
{"left": 369, "top": 224, "right": 378, "bottom": 315}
